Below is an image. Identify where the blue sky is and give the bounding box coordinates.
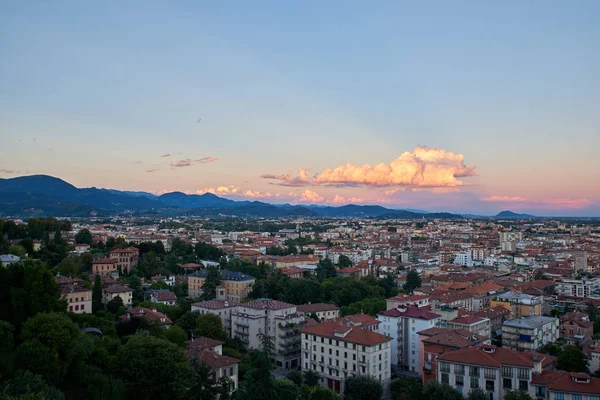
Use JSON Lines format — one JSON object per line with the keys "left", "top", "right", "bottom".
{"left": 1, "top": 1, "right": 599, "bottom": 215}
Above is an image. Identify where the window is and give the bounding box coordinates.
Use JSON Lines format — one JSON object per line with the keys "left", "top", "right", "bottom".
{"left": 502, "top": 366, "right": 513, "bottom": 377}
{"left": 344, "top": 352, "right": 347, "bottom": 358}
{"left": 75, "top": 305, "right": 79, "bottom": 311}
{"left": 485, "top": 380, "right": 494, "bottom": 392}
{"left": 441, "top": 374, "right": 449, "bottom": 384}
{"left": 469, "top": 366, "right": 479, "bottom": 376}
{"left": 572, "top": 395, "right": 581, "bottom": 400}
{"left": 484, "top": 368, "right": 495, "bottom": 379}
{"left": 503, "top": 378, "right": 512, "bottom": 389}
{"left": 518, "top": 381, "right": 528, "bottom": 391}
{"left": 313, "top": 345, "right": 316, "bottom": 351}
{"left": 336, "top": 350, "right": 339, "bottom": 356}
{"left": 455, "top": 364, "right": 465, "bottom": 375}
{"left": 440, "top": 362, "right": 450, "bottom": 373}
{"left": 554, "top": 394, "right": 564, "bottom": 400}
{"left": 590, "top": 397, "right": 600, "bottom": 400}
{"left": 470, "top": 377, "right": 479, "bottom": 389}
{"left": 455, "top": 375, "right": 464, "bottom": 387}
{"left": 69, "top": 306, "right": 73, "bottom": 311}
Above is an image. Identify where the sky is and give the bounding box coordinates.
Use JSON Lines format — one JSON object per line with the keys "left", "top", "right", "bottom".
{"left": 1, "top": 1, "right": 599, "bottom": 216}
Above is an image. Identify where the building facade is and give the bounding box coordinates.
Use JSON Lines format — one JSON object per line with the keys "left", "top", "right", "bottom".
{"left": 502, "top": 316, "right": 559, "bottom": 352}
{"left": 109, "top": 247, "right": 139, "bottom": 273}
{"left": 188, "top": 270, "right": 255, "bottom": 301}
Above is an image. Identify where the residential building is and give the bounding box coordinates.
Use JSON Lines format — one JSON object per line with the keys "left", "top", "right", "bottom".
{"left": 186, "top": 337, "right": 240, "bottom": 393}
{"left": 191, "top": 300, "right": 240, "bottom": 337}
{"left": 297, "top": 303, "right": 341, "bottom": 321}
{"left": 437, "top": 344, "right": 554, "bottom": 399}
{"left": 92, "top": 258, "right": 118, "bottom": 277}
{"left": 102, "top": 283, "right": 133, "bottom": 307}
{"left": 419, "top": 327, "right": 486, "bottom": 385}
{"left": 500, "top": 231, "right": 523, "bottom": 252}
{"left": 121, "top": 307, "right": 173, "bottom": 328}
{"left": 377, "top": 306, "right": 441, "bottom": 373}
{"left": 454, "top": 252, "right": 474, "bottom": 267}
{"left": 148, "top": 289, "right": 177, "bottom": 306}
{"left": 559, "top": 312, "right": 593, "bottom": 346}
{"left": 386, "top": 294, "right": 430, "bottom": 310}
{"left": 62, "top": 284, "right": 92, "bottom": 314}
{"left": 301, "top": 320, "right": 392, "bottom": 393}
{"left": 446, "top": 316, "right": 492, "bottom": 340}
{"left": 573, "top": 251, "right": 588, "bottom": 273}
{"left": 231, "top": 299, "right": 308, "bottom": 370}
{"left": 334, "top": 314, "right": 380, "bottom": 332}
{"left": 109, "top": 247, "right": 139, "bottom": 273}
{"left": 588, "top": 343, "right": 600, "bottom": 376}
{"left": 188, "top": 270, "right": 255, "bottom": 301}
{"left": 493, "top": 292, "right": 543, "bottom": 318}
{"left": 502, "top": 316, "right": 559, "bottom": 352}
{"left": 556, "top": 279, "right": 600, "bottom": 299}
{"left": 531, "top": 371, "right": 600, "bottom": 400}
{"left": 0, "top": 254, "right": 21, "bottom": 266}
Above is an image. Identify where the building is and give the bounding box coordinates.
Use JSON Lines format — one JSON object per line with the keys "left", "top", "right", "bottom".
{"left": 0, "top": 254, "right": 20, "bottom": 266}
{"left": 502, "top": 316, "right": 559, "bottom": 352}
{"left": 296, "top": 303, "right": 341, "bottom": 321}
{"left": 531, "top": 371, "right": 600, "bottom": 400}
{"left": 419, "top": 327, "right": 486, "bottom": 385}
{"left": 109, "top": 247, "right": 139, "bottom": 273}
{"left": 191, "top": 300, "right": 240, "bottom": 336}
{"left": 493, "top": 292, "right": 543, "bottom": 318}
{"left": 188, "top": 270, "right": 255, "bottom": 301}
{"left": 556, "top": 279, "right": 600, "bottom": 299}
{"left": 588, "top": 342, "right": 600, "bottom": 376}
{"left": 377, "top": 306, "right": 441, "bottom": 373}
{"left": 148, "top": 289, "right": 177, "bottom": 306}
{"left": 573, "top": 251, "right": 588, "bottom": 273}
{"left": 121, "top": 307, "right": 173, "bottom": 328}
{"left": 334, "top": 314, "right": 380, "bottom": 332}
{"left": 499, "top": 231, "right": 523, "bottom": 252}
{"left": 436, "top": 344, "right": 555, "bottom": 399}
{"left": 92, "top": 258, "right": 118, "bottom": 277}
{"left": 62, "top": 284, "right": 92, "bottom": 314}
{"left": 454, "top": 252, "right": 474, "bottom": 267}
{"left": 301, "top": 320, "right": 393, "bottom": 393}
{"left": 186, "top": 337, "right": 240, "bottom": 393}
{"left": 102, "top": 283, "right": 133, "bottom": 307}
{"left": 231, "top": 299, "right": 309, "bottom": 370}
{"left": 559, "top": 312, "right": 593, "bottom": 346}
{"left": 386, "top": 294, "right": 430, "bottom": 310}
{"left": 446, "top": 316, "right": 492, "bottom": 340}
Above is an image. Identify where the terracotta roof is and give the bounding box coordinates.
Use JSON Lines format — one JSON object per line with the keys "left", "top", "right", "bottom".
{"left": 335, "top": 313, "right": 380, "bottom": 327}
{"left": 191, "top": 349, "right": 239, "bottom": 368}
{"left": 109, "top": 247, "right": 139, "bottom": 254}
{"left": 185, "top": 337, "right": 224, "bottom": 351}
{"left": 438, "top": 345, "right": 555, "bottom": 368}
{"left": 297, "top": 303, "right": 340, "bottom": 313}
{"left": 192, "top": 299, "right": 240, "bottom": 309}
{"left": 151, "top": 291, "right": 177, "bottom": 302}
{"left": 125, "top": 307, "right": 173, "bottom": 325}
{"left": 421, "top": 329, "right": 486, "bottom": 348}
{"left": 92, "top": 258, "right": 116, "bottom": 264}
{"left": 532, "top": 370, "right": 600, "bottom": 394}
{"left": 474, "top": 306, "right": 511, "bottom": 320}
{"left": 378, "top": 305, "right": 440, "bottom": 320}
{"left": 449, "top": 316, "right": 488, "bottom": 326}
{"left": 104, "top": 283, "right": 132, "bottom": 293}
{"left": 301, "top": 320, "right": 392, "bottom": 347}
{"left": 242, "top": 299, "right": 295, "bottom": 310}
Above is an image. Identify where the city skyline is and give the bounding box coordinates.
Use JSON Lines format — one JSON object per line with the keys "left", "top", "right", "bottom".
{"left": 1, "top": 1, "right": 599, "bottom": 216}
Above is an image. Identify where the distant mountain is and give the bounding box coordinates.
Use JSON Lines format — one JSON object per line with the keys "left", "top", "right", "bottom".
{"left": 0, "top": 174, "right": 465, "bottom": 219}
{"left": 495, "top": 210, "right": 537, "bottom": 219}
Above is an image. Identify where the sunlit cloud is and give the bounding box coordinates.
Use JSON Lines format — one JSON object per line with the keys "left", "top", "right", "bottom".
{"left": 169, "top": 157, "right": 218, "bottom": 168}
{"left": 482, "top": 195, "right": 527, "bottom": 202}
{"left": 329, "top": 194, "right": 365, "bottom": 205}
{"left": 194, "top": 186, "right": 240, "bottom": 195}
{"left": 242, "top": 190, "right": 275, "bottom": 198}
{"left": 146, "top": 168, "right": 159, "bottom": 173}
{"left": 196, "top": 157, "right": 219, "bottom": 164}
{"left": 289, "top": 189, "right": 325, "bottom": 203}
{"left": 261, "top": 146, "right": 476, "bottom": 188}
{"left": 160, "top": 153, "right": 172, "bottom": 158}
{"left": 481, "top": 195, "right": 592, "bottom": 210}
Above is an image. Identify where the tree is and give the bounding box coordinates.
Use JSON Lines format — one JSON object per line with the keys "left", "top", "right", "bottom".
{"left": 112, "top": 335, "right": 192, "bottom": 399}
{"left": 557, "top": 344, "right": 588, "bottom": 372}
{"left": 196, "top": 314, "right": 227, "bottom": 341}
{"left": 0, "top": 370, "right": 65, "bottom": 400}
{"left": 201, "top": 267, "right": 221, "bottom": 300}
{"left": 343, "top": 375, "right": 382, "bottom": 400}
{"left": 504, "top": 390, "right": 535, "bottom": 400}
{"left": 422, "top": 382, "right": 463, "bottom": 400}
{"left": 92, "top": 275, "right": 103, "bottom": 314}
{"left": 57, "top": 256, "right": 78, "bottom": 277}
{"left": 337, "top": 255, "right": 353, "bottom": 268}
{"left": 8, "top": 244, "right": 27, "bottom": 258}
{"left": 467, "top": 388, "right": 488, "bottom": 400}
{"left": 240, "top": 333, "right": 278, "bottom": 400}
{"left": 106, "top": 296, "right": 125, "bottom": 315}
{"left": 163, "top": 325, "right": 188, "bottom": 348}
{"left": 286, "top": 370, "right": 303, "bottom": 386}
{"left": 316, "top": 259, "right": 337, "bottom": 280}
{"left": 75, "top": 229, "right": 93, "bottom": 245}
{"left": 403, "top": 270, "right": 422, "bottom": 294}
{"left": 277, "top": 378, "right": 300, "bottom": 400}
{"left": 390, "top": 377, "right": 423, "bottom": 400}
{"left": 187, "top": 358, "right": 218, "bottom": 400}
{"left": 303, "top": 369, "right": 321, "bottom": 387}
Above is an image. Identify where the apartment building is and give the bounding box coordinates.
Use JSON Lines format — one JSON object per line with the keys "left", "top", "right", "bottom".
{"left": 191, "top": 299, "right": 240, "bottom": 336}
{"left": 102, "top": 283, "right": 133, "bottom": 307}
{"left": 231, "top": 299, "right": 308, "bottom": 370}
{"left": 556, "top": 279, "right": 600, "bottom": 299}
{"left": 377, "top": 306, "right": 441, "bottom": 373}
{"left": 493, "top": 292, "right": 543, "bottom": 318}
{"left": 109, "top": 247, "right": 139, "bottom": 273}
{"left": 454, "top": 252, "right": 474, "bottom": 267}
{"left": 499, "top": 231, "right": 523, "bottom": 252}
{"left": 188, "top": 270, "right": 255, "bottom": 301}
{"left": 296, "top": 303, "right": 341, "bottom": 321}
{"left": 437, "top": 344, "right": 555, "bottom": 399}
{"left": 92, "top": 258, "right": 118, "bottom": 277}
{"left": 531, "top": 371, "right": 600, "bottom": 400}
{"left": 573, "top": 250, "right": 588, "bottom": 273}
{"left": 62, "top": 285, "right": 92, "bottom": 314}
{"left": 559, "top": 312, "right": 594, "bottom": 346}
{"left": 502, "top": 316, "right": 559, "bottom": 352}
{"left": 446, "top": 315, "right": 492, "bottom": 339}
{"left": 386, "top": 294, "right": 430, "bottom": 310}
{"left": 301, "top": 320, "right": 392, "bottom": 393}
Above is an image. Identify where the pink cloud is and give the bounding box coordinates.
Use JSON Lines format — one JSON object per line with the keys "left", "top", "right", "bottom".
{"left": 169, "top": 157, "right": 218, "bottom": 168}
{"left": 242, "top": 190, "right": 275, "bottom": 198}
{"left": 261, "top": 146, "right": 476, "bottom": 188}
{"left": 329, "top": 195, "right": 365, "bottom": 205}
{"left": 289, "top": 189, "right": 325, "bottom": 203}
{"left": 482, "top": 196, "right": 592, "bottom": 210}
{"left": 160, "top": 153, "right": 171, "bottom": 158}
{"left": 194, "top": 186, "right": 240, "bottom": 195}
{"left": 482, "top": 196, "right": 527, "bottom": 202}
{"left": 146, "top": 168, "right": 159, "bottom": 173}
{"left": 196, "top": 157, "right": 219, "bottom": 164}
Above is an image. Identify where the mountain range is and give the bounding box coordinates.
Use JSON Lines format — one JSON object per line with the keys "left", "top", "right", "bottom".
{"left": 0, "top": 174, "right": 535, "bottom": 219}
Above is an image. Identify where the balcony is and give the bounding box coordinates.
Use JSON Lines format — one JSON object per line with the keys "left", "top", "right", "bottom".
{"left": 236, "top": 321, "right": 250, "bottom": 328}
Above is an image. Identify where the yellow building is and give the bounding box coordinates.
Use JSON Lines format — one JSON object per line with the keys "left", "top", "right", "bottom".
{"left": 188, "top": 270, "right": 255, "bottom": 302}
{"left": 92, "top": 258, "right": 118, "bottom": 276}
{"left": 492, "top": 292, "right": 542, "bottom": 318}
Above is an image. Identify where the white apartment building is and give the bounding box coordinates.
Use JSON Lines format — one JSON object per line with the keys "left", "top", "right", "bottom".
{"left": 296, "top": 303, "right": 341, "bottom": 321}
{"left": 191, "top": 299, "right": 241, "bottom": 337}
{"left": 556, "top": 278, "right": 600, "bottom": 299}
{"left": 301, "top": 320, "right": 392, "bottom": 393}
{"left": 231, "top": 299, "right": 308, "bottom": 370}
{"left": 437, "top": 344, "right": 554, "bottom": 400}
{"left": 377, "top": 306, "right": 441, "bottom": 373}
{"left": 454, "top": 252, "right": 474, "bottom": 267}
{"left": 502, "top": 316, "right": 559, "bottom": 352}
{"left": 328, "top": 248, "right": 370, "bottom": 265}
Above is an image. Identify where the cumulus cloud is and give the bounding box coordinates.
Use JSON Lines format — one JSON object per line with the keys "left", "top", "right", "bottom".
{"left": 261, "top": 146, "right": 476, "bottom": 188}
{"left": 169, "top": 157, "right": 218, "bottom": 168}
{"left": 290, "top": 189, "right": 325, "bottom": 203}
{"left": 242, "top": 190, "right": 275, "bottom": 198}
{"left": 195, "top": 186, "right": 240, "bottom": 195}
{"left": 260, "top": 168, "right": 311, "bottom": 187}
{"left": 329, "top": 195, "right": 364, "bottom": 205}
